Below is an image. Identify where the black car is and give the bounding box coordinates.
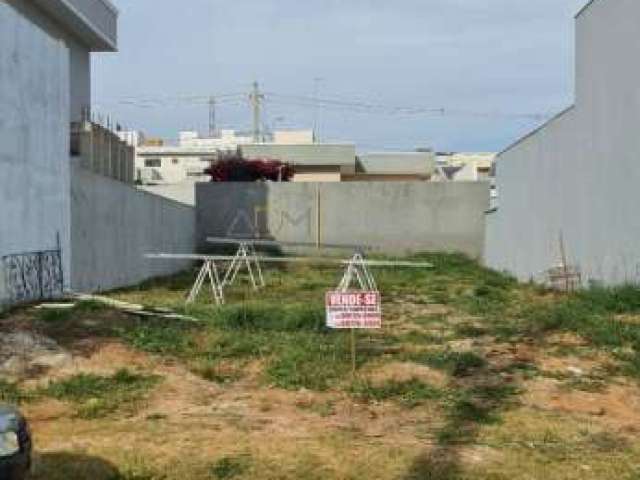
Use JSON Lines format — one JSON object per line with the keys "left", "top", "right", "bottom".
{"left": 0, "top": 405, "right": 31, "bottom": 480}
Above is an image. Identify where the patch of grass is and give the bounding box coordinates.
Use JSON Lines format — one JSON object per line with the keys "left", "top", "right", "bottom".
{"left": 519, "top": 285, "right": 640, "bottom": 378}
{"left": 191, "top": 360, "right": 244, "bottom": 384}
{"left": 73, "top": 300, "right": 111, "bottom": 313}
{"left": 587, "top": 431, "right": 629, "bottom": 453}
{"left": 400, "top": 330, "right": 444, "bottom": 345}
{"left": 207, "top": 303, "right": 326, "bottom": 333}
{"left": 210, "top": 454, "right": 252, "bottom": 480}
{"left": 350, "top": 378, "right": 443, "bottom": 408}
{"left": 41, "top": 369, "right": 160, "bottom": 418}
{"left": 37, "top": 308, "right": 74, "bottom": 323}
{"left": 0, "top": 379, "right": 27, "bottom": 405}
{"left": 413, "top": 349, "right": 487, "bottom": 377}
{"left": 266, "top": 333, "right": 351, "bottom": 391}
{"left": 454, "top": 322, "right": 488, "bottom": 338}
{"left": 120, "top": 323, "right": 196, "bottom": 356}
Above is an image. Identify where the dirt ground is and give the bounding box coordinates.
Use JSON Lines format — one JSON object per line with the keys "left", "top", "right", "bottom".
{"left": 2, "top": 259, "right": 640, "bottom": 479}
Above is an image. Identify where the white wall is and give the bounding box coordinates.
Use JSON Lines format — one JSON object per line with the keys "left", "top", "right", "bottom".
{"left": 0, "top": 2, "right": 71, "bottom": 306}
{"left": 70, "top": 164, "right": 196, "bottom": 293}
{"left": 486, "top": 0, "right": 640, "bottom": 285}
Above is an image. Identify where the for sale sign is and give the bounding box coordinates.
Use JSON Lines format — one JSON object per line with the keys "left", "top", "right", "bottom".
{"left": 325, "top": 291, "right": 382, "bottom": 329}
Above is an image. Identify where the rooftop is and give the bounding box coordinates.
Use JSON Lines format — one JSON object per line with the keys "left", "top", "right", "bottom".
{"left": 33, "top": 0, "right": 118, "bottom": 51}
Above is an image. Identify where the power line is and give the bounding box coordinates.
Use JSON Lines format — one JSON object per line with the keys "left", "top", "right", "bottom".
{"left": 96, "top": 90, "right": 552, "bottom": 120}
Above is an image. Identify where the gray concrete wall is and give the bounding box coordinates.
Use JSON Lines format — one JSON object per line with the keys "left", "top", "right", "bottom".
{"left": 0, "top": 2, "right": 72, "bottom": 307}
{"left": 197, "top": 182, "right": 489, "bottom": 258}
{"left": 7, "top": 0, "right": 94, "bottom": 122}
{"left": 486, "top": 0, "right": 640, "bottom": 285}
{"left": 70, "top": 163, "right": 196, "bottom": 293}
{"left": 139, "top": 183, "right": 197, "bottom": 207}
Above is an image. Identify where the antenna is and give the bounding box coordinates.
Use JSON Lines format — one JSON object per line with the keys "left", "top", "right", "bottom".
{"left": 208, "top": 96, "right": 216, "bottom": 137}
{"left": 249, "top": 81, "right": 264, "bottom": 143}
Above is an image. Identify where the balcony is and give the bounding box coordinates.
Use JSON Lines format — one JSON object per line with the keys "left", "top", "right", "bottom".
{"left": 33, "top": 0, "right": 118, "bottom": 51}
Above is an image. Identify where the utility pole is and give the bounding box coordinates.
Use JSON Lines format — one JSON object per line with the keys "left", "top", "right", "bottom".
{"left": 249, "top": 81, "right": 264, "bottom": 143}
{"left": 313, "top": 77, "right": 324, "bottom": 143}
{"left": 208, "top": 96, "right": 216, "bottom": 138}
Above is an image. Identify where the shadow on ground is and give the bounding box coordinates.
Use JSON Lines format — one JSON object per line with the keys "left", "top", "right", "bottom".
{"left": 403, "top": 349, "right": 526, "bottom": 480}
{"left": 30, "top": 452, "right": 123, "bottom": 480}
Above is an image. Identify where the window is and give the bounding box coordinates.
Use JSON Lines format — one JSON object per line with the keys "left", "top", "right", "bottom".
{"left": 172, "top": 158, "right": 179, "bottom": 165}
{"left": 144, "top": 159, "right": 161, "bottom": 168}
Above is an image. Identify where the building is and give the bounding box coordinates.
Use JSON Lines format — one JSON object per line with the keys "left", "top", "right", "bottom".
{"left": 0, "top": 0, "right": 118, "bottom": 307}
{"left": 134, "top": 129, "right": 317, "bottom": 186}
{"left": 241, "top": 143, "right": 357, "bottom": 183}
{"left": 486, "top": 0, "right": 640, "bottom": 286}
{"left": 353, "top": 152, "right": 436, "bottom": 182}
{"left": 434, "top": 152, "right": 495, "bottom": 182}
{"left": 133, "top": 124, "right": 441, "bottom": 204}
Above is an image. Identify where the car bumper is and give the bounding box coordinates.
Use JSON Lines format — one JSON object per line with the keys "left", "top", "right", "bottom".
{"left": 0, "top": 453, "right": 30, "bottom": 480}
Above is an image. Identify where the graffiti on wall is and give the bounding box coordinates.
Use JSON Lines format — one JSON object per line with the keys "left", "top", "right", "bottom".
{"left": 225, "top": 204, "right": 314, "bottom": 238}
{"left": 2, "top": 248, "right": 64, "bottom": 304}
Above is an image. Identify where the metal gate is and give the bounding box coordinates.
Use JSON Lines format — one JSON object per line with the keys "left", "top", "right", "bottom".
{"left": 2, "top": 246, "right": 64, "bottom": 304}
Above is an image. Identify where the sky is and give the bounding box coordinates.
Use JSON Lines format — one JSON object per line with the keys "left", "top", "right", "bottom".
{"left": 94, "top": 0, "right": 588, "bottom": 152}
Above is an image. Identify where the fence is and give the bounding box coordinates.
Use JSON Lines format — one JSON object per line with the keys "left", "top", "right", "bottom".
{"left": 71, "top": 121, "right": 134, "bottom": 184}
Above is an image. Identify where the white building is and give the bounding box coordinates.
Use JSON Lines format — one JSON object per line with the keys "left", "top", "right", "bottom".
{"left": 134, "top": 129, "right": 316, "bottom": 186}
{"left": 434, "top": 152, "right": 496, "bottom": 182}
{"left": 486, "top": 0, "right": 640, "bottom": 286}
{"left": 0, "top": 0, "right": 118, "bottom": 307}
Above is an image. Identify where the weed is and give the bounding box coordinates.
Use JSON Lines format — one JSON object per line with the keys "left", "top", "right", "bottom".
{"left": 210, "top": 454, "right": 251, "bottom": 479}
{"left": 413, "top": 349, "right": 487, "bottom": 377}
{"left": 42, "top": 369, "right": 160, "bottom": 418}
{"left": 191, "top": 360, "right": 243, "bottom": 384}
{"left": 121, "top": 323, "right": 195, "bottom": 356}
{"left": 454, "top": 323, "right": 488, "bottom": 338}
{"left": 37, "top": 308, "right": 73, "bottom": 323}
{"left": 350, "top": 378, "right": 443, "bottom": 408}
{"left": 73, "top": 300, "right": 110, "bottom": 313}
{"left": 401, "top": 330, "right": 444, "bottom": 345}
{"left": 209, "top": 304, "right": 326, "bottom": 333}
{"left": 267, "top": 333, "right": 350, "bottom": 391}
{"left": 0, "top": 379, "right": 27, "bottom": 405}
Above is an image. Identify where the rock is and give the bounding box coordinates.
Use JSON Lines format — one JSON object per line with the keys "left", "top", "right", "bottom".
{"left": 567, "top": 366, "right": 584, "bottom": 376}
{"left": 32, "top": 352, "right": 72, "bottom": 370}
{"left": 0, "top": 331, "right": 71, "bottom": 377}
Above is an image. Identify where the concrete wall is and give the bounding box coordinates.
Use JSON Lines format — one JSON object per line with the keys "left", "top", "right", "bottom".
{"left": 0, "top": 2, "right": 72, "bottom": 307}
{"left": 70, "top": 163, "right": 196, "bottom": 293}
{"left": 486, "top": 0, "right": 640, "bottom": 285}
{"left": 139, "top": 182, "right": 198, "bottom": 207}
{"left": 197, "top": 182, "right": 489, "bottom": 258}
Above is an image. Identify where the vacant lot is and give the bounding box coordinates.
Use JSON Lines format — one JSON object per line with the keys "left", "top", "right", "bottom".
{"left": 2, "top": 253, "right": 640, "bottom": 479}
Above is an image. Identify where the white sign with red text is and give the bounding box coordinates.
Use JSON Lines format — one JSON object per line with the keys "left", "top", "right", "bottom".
{"left": 325, "top": 291, "right": 382, "bottom": 329}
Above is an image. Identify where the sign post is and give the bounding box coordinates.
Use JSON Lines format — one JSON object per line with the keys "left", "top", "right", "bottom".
{"left": 325, "top": 290, "right": 382, "bottom": 374}
{"left": 327, "top": 252, "right": 382, "bottom": 375}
